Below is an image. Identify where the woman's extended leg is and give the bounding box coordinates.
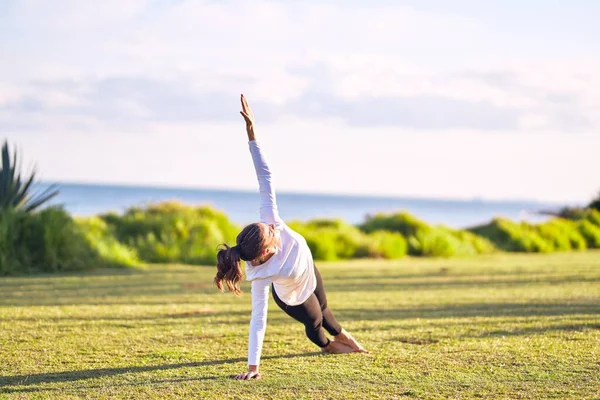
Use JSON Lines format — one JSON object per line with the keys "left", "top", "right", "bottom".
{"left": 312, "top": 266, "right": 342, "bottom": 336}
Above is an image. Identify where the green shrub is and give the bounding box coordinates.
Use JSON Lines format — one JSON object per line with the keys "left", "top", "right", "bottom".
{"left": 470, "top": 218, "right": 553, "bottom": 253}
{"left": 0, "top": 207, "right": 142, "bottom": 275}
{"left": 406, "top": 227, "right": 493, "bottom": 258}
{"left": 356, "top": 231, "right": 408, "bottom": 259}
{"left": 305, "top": 219, "right": 365, "bottom": 259}
{"left": 303, "top": 219, "right": 349, "bottom": 230}
{"left": 535, "top": 219, "right": 586, "bottom": 251}
{"left": 288, "top": 219, "right": 408, "bottom": 260}
{"left": 360, "top": 212, "right": 433, "bottom": 255}
{"left": 360, "top": 212, "right": 429, "bottom": 237}
{"left": 360, "top": 212, "right": 496, "bottom": 257}
{"left": 0, "top": 207, "right": 112, "bottom": 275}
{"left": 102, "top": 202, "right": 239, "bottom": 265}
{"left": 471, "top": 217, "right": 591, "bottom": 254}
{"left": 585, "top": 209, "right": 600, "bottom": 227}
{"left": 20, "top": 207, "right": 98, "bottom": 272}
{"left": 535, "top": 222, "right": 573, "bottom": 251}
{"left": 577, "top": 220, "right": 600, "bottom": 248}
{"left": 288, "top": 220, "right": 361, "bottom": 261}
{"left": 299, "top": 228, "right": 345, "bottom": 261}
{"left": 449, "top": 229, "right": 497, "bottom": 254}
{"left": 407, "top": 228, "right": 460, "bottom": 257}
{"left": 558, "top": 221, "right": 587, "bottom": 250}
{"left": 77, "top": 217, "right": 139, "bottom": 266}
{"left": 0, "top": 210, "right": 27, "bottom": 275}
{"left": 557, "top": 208, "right": 600, "bottom": 227}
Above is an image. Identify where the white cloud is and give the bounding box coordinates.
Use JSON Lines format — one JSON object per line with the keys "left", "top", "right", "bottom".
{"left": 1, "top": 0, "right": 598, "bottom": 202}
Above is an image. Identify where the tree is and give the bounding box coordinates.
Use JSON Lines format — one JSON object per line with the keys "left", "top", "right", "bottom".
{"left": 589, "top": 191, "right": 600, "bottom": 211}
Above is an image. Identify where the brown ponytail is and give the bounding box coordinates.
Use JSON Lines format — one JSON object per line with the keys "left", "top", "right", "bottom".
{"left": 214, "top": 244, "right": 243, "bottom": 295}
{"left": 214, "top": 222, "right": 273, "bottom": 295}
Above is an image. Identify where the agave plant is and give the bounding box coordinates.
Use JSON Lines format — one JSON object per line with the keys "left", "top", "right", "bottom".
{"left": 0, "top": 140, "right": 59, "bottom": 212}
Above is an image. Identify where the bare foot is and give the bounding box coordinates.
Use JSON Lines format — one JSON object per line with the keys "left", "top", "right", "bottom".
{"left": 322, "top": 340, "right": 355, "bottom": 354}
{"left": 334, "top": 329, "right": 368, "bottom": 353}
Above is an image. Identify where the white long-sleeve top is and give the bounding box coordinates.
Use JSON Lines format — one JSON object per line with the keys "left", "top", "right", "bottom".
{"left": 245, "top": 140, "right": 317, "bottom": 366}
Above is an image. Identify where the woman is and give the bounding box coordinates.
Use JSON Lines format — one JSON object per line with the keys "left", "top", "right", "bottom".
{"left": 215, "top": 95, "right": 367, "bottom": 381}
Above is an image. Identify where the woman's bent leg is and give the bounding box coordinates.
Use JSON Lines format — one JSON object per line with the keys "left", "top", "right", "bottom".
{"left": 272, "top": 285, "right": 330, "bottom": 347}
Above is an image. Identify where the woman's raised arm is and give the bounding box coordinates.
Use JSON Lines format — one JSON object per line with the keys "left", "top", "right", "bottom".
{"left": 240, "top": 94, "right": 256, "bottom": 141}
{"left": 240, "top": 94, "right": 282, "bottom": 225}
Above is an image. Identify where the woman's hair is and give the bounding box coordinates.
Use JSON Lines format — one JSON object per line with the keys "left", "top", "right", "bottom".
{"left": 214, "top": 222, "right": 270, "bottom": 295}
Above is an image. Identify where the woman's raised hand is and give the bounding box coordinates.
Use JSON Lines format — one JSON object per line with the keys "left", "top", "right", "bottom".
{"left": 240, "top": 94, "right": 256, "bottom": 140}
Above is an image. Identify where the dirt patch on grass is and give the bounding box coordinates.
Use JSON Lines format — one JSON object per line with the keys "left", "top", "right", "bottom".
{"left": 182, "top": 282, "right": 212, "bottom": 289}
{"left": 166, "top": 309, "right": 216, "bottom": 318}
{"left": 395, "top": 337, "right": 440, "bottom": 345}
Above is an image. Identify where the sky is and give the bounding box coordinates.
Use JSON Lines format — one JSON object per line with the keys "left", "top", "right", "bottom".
{"left": 1, "top": 0, "right": 599, "bottom": 204}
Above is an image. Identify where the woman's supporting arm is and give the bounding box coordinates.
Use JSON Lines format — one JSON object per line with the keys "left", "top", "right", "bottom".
{"left": 247, "top": 278, "right": 271, "bottom": 369}
{"left": 235, "top": 277, "right": 270, "bottom": 380}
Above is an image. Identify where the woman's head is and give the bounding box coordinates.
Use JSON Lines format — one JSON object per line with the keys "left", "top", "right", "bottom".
{"left": 214, "top": 222, "right": 280, "bottom": 295}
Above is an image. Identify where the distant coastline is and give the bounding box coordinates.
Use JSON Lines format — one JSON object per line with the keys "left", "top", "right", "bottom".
{"left": 38, "top": 182, "right": 569, "bottom": 229}
{"left": 40, "top": 180, "right": 573, "bottom": 207}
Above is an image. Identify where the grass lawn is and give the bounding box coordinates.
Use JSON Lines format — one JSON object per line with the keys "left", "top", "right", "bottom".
{"left": 1, "top": 252, "right": 599, "bottom": 399}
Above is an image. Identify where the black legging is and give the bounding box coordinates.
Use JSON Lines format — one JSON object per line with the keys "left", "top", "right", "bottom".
{"left": 272, "top": 266, "right": 342, "bottom": 348}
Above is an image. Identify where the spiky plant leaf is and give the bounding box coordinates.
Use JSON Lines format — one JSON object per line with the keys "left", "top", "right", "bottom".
{"left": 14, "top": 173, "right": 36, "bottom": 206}
{"left": 0, "top": 143, "right": 11, "bottom": 205}
{"left": 0, "top": 141, "right": 59, "bottom": 213}
{"left": 24, "top": 184, "right": 60, "bottom": 212}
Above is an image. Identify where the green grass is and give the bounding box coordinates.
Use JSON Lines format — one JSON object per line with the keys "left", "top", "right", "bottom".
{"left": 1, "top": 252, "right": 599, "bottom": 399}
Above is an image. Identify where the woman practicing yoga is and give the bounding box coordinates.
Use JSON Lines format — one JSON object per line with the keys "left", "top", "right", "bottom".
{"left": 214, "top": 95, "right": 368, "bottom": 380}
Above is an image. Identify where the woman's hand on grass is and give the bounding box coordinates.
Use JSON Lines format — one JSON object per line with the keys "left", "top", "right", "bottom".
{"left": 234, "top": 365, "right": 261, "bottom": 380}
{"left": 233, "top": 370, "right": 261, "bottom": 380}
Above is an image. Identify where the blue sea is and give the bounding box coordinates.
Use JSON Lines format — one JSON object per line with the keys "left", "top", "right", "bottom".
{"left": 40, "top": 182, "right": 565, "bottom": 229}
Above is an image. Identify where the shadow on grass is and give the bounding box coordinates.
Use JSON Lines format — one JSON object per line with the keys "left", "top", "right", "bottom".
{"left": 0, "top": 351, "right": 321, "bottom": 390}
{"left": 0, "top": 281, "right": 191, "bottom": 293}
{"left": 3, "top": 274, "right": 599, "bottom": 307}
{"left": 323, "top": 275, "right": 600, "bottom": 293}
{"left": 7, "top": 309, "right": 250, "bottom": 322}
{"left": 6, "top": 301, "right": 600, "bottom": 325}
{"left": 0, "top": 376, "right": 220, "bottom": 395}
{"left": 467, "top": 322, "right": 600, "bottom": 338}
{"left": 384, "top": 321, "right": 600, "bottom": 344}
{"left": 4, "top": 275, "right": 585, "bottom": 297}
{"left": 0, "top": 268, "right": 144, "bottom": 286}
{"left": 0, "top": 266, "right": 204, "bottom": 282}
{"left": 336, "top": 301, "right": 600, "bottom": 321}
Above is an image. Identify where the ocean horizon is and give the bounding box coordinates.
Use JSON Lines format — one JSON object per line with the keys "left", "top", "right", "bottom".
{"left": 39, "top": 182, "right": 570, "bottom": 229}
